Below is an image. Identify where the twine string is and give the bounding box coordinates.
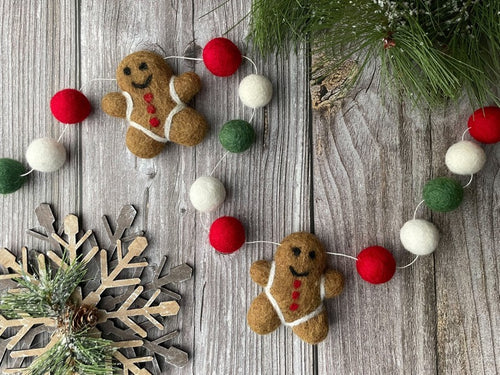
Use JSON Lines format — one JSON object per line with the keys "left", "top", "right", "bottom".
{"left": 210, "top": 151, "right": 230, "bottom": 176}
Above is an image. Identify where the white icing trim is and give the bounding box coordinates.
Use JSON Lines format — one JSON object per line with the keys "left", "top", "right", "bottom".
{"left": 122, "top": 91, "right": 169, "bottom": 144}
{"left": 165, "top": 76, "right": 186, "bottom": 140}
{"left": 265, "top": 262, "right": 325, "bottom": 327}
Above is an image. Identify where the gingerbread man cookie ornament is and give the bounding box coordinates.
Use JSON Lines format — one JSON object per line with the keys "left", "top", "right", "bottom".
{"left": 247, "top": 232, "right": 344, "bottom": 344}
{"left": 102, "top": 51, "right": 208, "bottom": 158}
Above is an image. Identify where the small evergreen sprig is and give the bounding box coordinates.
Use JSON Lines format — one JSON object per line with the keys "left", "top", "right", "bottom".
{"left": 26, "top": 329, "right": 115, "bottom": 375}
{"left": 0, "top": 255, "right": 116, "bottom": 374}
{"left": 247, "top": 0, "right": 500, "bottom": 107}
{"left": 0, "top": 256, "right": 87, "bottom": 319}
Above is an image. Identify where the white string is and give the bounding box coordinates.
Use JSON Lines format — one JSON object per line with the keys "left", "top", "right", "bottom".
{"left": 397, "top": 255, "right": 419, "bottom": 269}
{"left": 20, "top": 168, "right": 34, "bottom": 177}
{"left": 325, "top": 252, "right": 358, "bottom": 261}
{"left": 248, "top": 109, "right": 256, "bottom": 123}
{"left": 164, "top": 56, "right": 203, "bottom": 61}
{"left": 245, "top": 240, "right": 281, "bottom": 246}
{"left": 243, "top": 55, "right": 258, "bottom": 74}
{"left": 210, "top": 151, "right": 230, "bottom": 176}
{"left": 79, "top": 78, "right": 116, "bottom": 92}
{"left": 463, "top": 174, "right": 474, "bottom": 188}
{"left": 57, "top": 124, "right": 69, "bottom": 142}
{"left": 461, "top": 127, "right": 471, "bottom": 141}
{"left": 413, "top": 200, "right": 425, "bottom": 220}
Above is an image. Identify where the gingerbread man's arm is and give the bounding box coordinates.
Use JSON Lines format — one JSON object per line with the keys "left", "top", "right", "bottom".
{"left": 101, "top": 92, "right": 127, "bottom": 118}
{"left": 323, "top": 269, "right": 344, "bottom": 298}
{"left": 250, "top": 260, "right": 272, "bottom": 287}
{"left": 173, "top": 72, "right": 201, "bottom": 103}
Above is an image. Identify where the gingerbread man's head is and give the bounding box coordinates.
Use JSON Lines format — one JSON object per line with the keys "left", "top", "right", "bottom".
{"left": 274, "top": 232, "right": 327, "bottom": 281}
{"left": 116, "top": 51, "right": 173, "bottom": 96}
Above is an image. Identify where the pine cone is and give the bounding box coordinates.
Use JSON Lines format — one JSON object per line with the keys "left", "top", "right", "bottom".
{"left": 72, "top": 305, "right": 99, "bottom": 331}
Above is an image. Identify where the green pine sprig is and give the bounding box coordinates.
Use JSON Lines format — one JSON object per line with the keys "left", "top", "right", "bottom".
{"left": 247, "top": 0, "right": 500, "bottom": 107}
{"left": 0, "top": 256, "right": 87, "bottom": 319}
{"left": 25, "top": 329, "right": 115, "bottom": 375}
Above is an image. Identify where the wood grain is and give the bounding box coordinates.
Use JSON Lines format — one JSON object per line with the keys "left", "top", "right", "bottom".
{"left": 0, "top": 1, "right": 498, "bottom": 374}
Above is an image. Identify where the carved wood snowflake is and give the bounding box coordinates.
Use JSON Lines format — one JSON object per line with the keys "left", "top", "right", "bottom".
{"left": 0, "top": 203, "right": 192, "bottom": 374}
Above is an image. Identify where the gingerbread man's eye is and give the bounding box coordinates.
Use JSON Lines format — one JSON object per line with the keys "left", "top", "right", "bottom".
{"left": 123, "top": 67, "right": 131, "bottom": 75}
{"left": 292, "top": 247, "right": 301, "bottom": 257}
{"left": 139, "top": 62, "right": 148, "bottom": 70}
{"left": 309, "top": 251, "right": 316, "bottom": 259}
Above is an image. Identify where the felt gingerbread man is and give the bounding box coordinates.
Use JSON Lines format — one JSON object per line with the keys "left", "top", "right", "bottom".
{"left": 102, "top": 50, "right": 208, "bottom": 158}
{"left": 247, "top": 232, "right": 344, "bottom": 344}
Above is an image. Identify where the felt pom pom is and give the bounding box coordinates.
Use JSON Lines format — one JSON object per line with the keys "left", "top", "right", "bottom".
{"left": 468, "top": 107, "right": 500, "bottom": 144}
{"left": 203, "top": 38, "right": 242, "bottom": 77}
{"left": 219, "top": 120, "right": 256, "bottom": 153}
{"left": 189, "top": 176, "right": 226, "bottom": 212}
{"left": 209, "top": 216, "right": 245, "bottom": 254}
{"left": 0, "top": 158, "right": 27, "bottom": 194}
{"left": 26, "top": 138, "right": 67, "bottom": 172}
{"left": 356, "top": 246, "right": 396, "bottom": 284}
{"left": 400, "top": 219, "right": 440, "bottom": 255}
{"left": 423, "top": 177, "right": 464, "bottom": 212}
{"left": 445, "top": 141, "right": 486, "bottom": 175}
{"left": 50, "top": 88, "right": 92, "bottom": 124}
{"left": 238, "top": 74, "right": 273, "bottom": 108}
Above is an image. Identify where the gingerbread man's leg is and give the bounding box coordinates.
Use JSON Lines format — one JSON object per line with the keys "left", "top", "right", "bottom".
{"left": 292, "top": 310, "right": 329, "bottom": 344}
{"left": 247, "top": 292, "right": 281, "bottom": 335}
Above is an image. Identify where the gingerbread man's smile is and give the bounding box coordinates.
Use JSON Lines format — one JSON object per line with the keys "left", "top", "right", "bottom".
{"left": 132, "top": 74, "right": 153, "bottom": 89}
{"left": 289, "top": 266, "right": 310, "bottom": 277}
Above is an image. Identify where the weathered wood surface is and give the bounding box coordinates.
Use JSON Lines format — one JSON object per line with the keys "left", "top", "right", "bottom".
{"left": 0, "top": 1, "right": 498, "bottom": 374}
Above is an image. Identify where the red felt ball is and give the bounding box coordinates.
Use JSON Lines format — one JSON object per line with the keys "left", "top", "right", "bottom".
{"left": 356, "top": 246, "right": 396, "bottom": 284}
{"left": 50, "top": 88, "right": 92, "bottom": 124}
{"left": 203, "top": 38, "right": 242, "bottom": 77}
{"left": 209, "top": 216, "right": 245, "bottom": 254}
{"left": 468, "top": 106, "right": 500, "bottom": 144}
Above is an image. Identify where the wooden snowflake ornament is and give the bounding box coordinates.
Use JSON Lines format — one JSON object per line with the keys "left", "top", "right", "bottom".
{"left": 0, "top": 204, "right": 192, "bottom": 374}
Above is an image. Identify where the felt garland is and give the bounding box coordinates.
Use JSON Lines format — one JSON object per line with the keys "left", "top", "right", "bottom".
{"left": 0, "top": 37, "right": 273, "bottom": 201}
{"left": 1, "top": 32, "right": 500, "bottom": 348}
{"left": 207, "top": 93, "right": 500, "bottom": 287}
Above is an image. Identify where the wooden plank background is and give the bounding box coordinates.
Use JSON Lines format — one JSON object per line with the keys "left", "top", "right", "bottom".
{"left": 0, "top": 1, "right": 498, "bottom": 374}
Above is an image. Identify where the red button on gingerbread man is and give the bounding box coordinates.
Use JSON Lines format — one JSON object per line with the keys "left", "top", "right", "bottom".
{"left": 247, "top": 232, "right": 344, "bottom": 344}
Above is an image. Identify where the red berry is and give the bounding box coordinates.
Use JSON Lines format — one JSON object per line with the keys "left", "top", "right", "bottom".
{"left": 203, "top": 38, "right": 242, "bottom": 77}
{"left": 356, "top": 246, "right": 396, "bottom": 284}
{"left": 209, "top": 216, "right": 245, "bottom": 254}
{"left": 468, "top": 107, "right": 500, "bottom": 144}
{"left": 50, "top": 89, "right": 91, "bottom": 124}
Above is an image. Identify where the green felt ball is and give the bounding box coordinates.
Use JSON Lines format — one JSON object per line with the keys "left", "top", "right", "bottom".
{"left": 423, "top": 177, "right": 464, "bottom": 212}
{"left": 219, "top": 120, "right": 256, "bottom": 153}
{"left": 0, "top": 158, "right": 27, "bottom": 194}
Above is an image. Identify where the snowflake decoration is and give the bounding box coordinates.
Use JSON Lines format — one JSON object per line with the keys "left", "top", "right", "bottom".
{"left": 0, "top": 203, "right": 192, "bottom": 374}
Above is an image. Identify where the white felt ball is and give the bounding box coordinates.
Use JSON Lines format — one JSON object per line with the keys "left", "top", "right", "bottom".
{"left": 26, "top": 137, "right": 67, "bottom": 172}
{"left": 189, "top": 176, "right": 226, "bottom": 212}
{"left": 238, "top": 74, "right": 273, "bottom": 108}
{"left": 445, "top": 141, "right": 486, "bottom": 175}
{"left": 400, "top": 219, "right": 440, "bottom": 256}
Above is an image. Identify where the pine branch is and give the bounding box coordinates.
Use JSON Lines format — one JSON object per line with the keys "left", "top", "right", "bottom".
{"left": 25, "top": 330, "right": 115, "bottom": 375}
{"left": 247, "top": 0, "right": 500, "bottom": 107}
{"left": 0, "top": 254, "right": 87, "bottom": 319}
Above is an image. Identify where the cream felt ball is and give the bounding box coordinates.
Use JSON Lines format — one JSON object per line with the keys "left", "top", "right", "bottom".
{"left": 189, "top": 176, "right": 226, "bottom": 212}
{"left": 238, "top": 74, "right": 273, "bottom": 108}
{"left": 26, "top": 137, "right": 67, "bottom": 172}
{"left": 445, "top": 141, "right": 486, "bottom": 175}
{"left": 400, "top": 219, "right": 440, "bottom": 255}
